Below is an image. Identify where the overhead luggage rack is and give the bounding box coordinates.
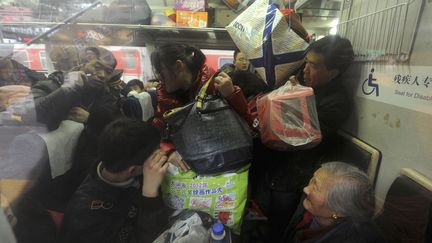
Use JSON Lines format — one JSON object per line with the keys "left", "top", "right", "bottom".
{"left": 0, "top": 22, "right": 236, "bottom": 50}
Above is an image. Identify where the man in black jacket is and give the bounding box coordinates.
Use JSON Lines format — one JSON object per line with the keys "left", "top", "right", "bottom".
{"left": 32, "top": 47, "right": 119, "bottom": 131}
{"left": 62, "top": 118, "right": 170, "bottom": 243}
{"left": 25, "top": 47, "right": 123, "bottom": 210}
{"left": 251, "top": 35, "right": 355, "bottom": 241}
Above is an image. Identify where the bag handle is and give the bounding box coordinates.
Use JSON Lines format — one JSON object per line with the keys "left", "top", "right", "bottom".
{"left": 163, "top": 75, "right": 214, "bottom": 118}
{"left": 196, "top": 76, "right": 214, "bottom": 110}
{"left": 164, "top": 75, "right": 214, "bottom": 118}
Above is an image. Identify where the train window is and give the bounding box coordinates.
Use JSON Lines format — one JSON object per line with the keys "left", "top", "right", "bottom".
{"left": 39, "top": 51, "right": 48, "bottom": 70}
{"left": 12, "top": 50, "right": 29, "bottom": 68}
{"left": 124, "top": 50, "right": 137, "bottom": 70}
{"left": 219, "top": 57, "right": 234, "bottom": 69}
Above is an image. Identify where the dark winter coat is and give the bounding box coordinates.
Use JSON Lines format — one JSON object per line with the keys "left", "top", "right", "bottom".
{"left": 62, "top": 165, "right": 169, "bottom": 243}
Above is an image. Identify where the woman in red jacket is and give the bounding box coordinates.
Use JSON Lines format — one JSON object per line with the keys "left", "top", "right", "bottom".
{"left": 150, "top": 43, "right": 253, "bottom": 171}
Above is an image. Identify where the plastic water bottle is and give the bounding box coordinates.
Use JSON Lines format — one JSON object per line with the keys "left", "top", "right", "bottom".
{"left": 210, "top": 223, "right": 230, "bottom": 243}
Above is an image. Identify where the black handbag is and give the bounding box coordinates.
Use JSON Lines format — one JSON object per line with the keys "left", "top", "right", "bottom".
{"left": 164, "top": 79, "right": 252, "bottom": 175}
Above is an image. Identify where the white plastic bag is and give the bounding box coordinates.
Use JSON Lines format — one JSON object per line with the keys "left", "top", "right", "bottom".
{"left": 152, "top": 210, "right": 212, "bottom": 243}
{"left": 256, "top": 82, "right": 321, "bottom": 151}
{"left": 226, "top": 0, "right": 309, "bottom": 88}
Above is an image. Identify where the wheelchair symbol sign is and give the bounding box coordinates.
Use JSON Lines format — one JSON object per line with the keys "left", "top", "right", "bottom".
{"left": 362, "top": 68, "right": 379, "bottom": 97}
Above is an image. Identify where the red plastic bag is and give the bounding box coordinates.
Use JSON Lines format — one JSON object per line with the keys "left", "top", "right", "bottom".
{"left": 257, "top": 82, "right": 321, "bottom": 151}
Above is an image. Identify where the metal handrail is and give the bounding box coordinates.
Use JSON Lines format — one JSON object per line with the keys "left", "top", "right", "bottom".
{"left": 337, "top": 0, "right": 423, "bottom": 62}
{"left": 338, "top": 3, "right": 406, "bottom": 25}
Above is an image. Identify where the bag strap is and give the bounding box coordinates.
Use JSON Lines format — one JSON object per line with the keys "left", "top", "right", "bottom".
{"left": 196, "top": 76, "right": 214, "bottom": 110}
{"left": 164, "top": 76, "right": 213, "bottom": 118}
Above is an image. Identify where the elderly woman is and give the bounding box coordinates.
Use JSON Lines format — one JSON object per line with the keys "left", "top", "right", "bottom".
{"left": 281, "top": 162, "right": 384, "bottom": 243}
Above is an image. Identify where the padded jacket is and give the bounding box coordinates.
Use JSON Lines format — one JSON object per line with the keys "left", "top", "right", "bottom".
{"left": 62, "top": 165, "right": 169, "bottom": 243}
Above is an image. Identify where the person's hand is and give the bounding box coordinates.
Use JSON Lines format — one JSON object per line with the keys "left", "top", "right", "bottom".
{"left": 67, "top": 106, "right": 89, "bottom": 123}
{"left": 168, "top": 151, "right": 190, "bottom": 172}
{"left": 214, "top": 72, "right": 235, "bottom": 98}
{"left": 288, "top": 75, "right": 299, "bottom": 86}
{"left": 142, "top": 149, "right": 169, "bottom": 198}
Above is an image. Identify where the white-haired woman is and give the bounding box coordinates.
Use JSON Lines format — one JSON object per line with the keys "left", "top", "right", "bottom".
{"left": 281, "top": 162, "right": 384, "bottom": 243}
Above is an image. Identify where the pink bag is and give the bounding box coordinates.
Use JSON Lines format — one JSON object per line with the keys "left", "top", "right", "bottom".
{"left": 257, "top": 83, "right": 321, "bottom": 151}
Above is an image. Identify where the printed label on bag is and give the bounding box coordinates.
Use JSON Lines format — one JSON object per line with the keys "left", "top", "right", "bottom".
{"left": 215, "top": 193, "right": 236, "bottom": 210}
{"left": 189, "top": 182, "right": 209, "bottom": 189}
{"left": 189, "top": 197, "right": 212, "bottom": 211}
{"left": 161, "top": 166, "right": 249, "bottom": 234}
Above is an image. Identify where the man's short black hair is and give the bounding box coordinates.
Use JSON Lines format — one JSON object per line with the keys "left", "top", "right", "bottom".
{"left": 127, "top": 79, "right": 144, "bottom": 90}
{"left": 307, "top": 35, "right": 354, "bottom": 74}
{"left": 98, "top": 118, "right": 160, "bottom": 173}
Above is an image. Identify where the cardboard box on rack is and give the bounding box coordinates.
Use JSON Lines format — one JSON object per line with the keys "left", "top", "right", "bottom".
{"left": 176, "top": 10, "right": 208, "bottom": 28}
{"left": 174, "top": 0, "right": 207, "bottom": 12}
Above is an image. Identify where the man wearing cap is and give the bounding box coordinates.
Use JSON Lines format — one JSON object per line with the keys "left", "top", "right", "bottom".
{"left": 24, "top": 47, "right": 129, "bottom": 214}
{"left": 32, "top": 46, "right": 120, "bottom": 131}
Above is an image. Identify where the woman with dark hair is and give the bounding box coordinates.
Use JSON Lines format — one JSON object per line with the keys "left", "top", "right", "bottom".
{"left": 150, "top": 43, "right": 253, "bottom": 172}
{"left": 151, "top": 43, "right": 252, "bottom": 132}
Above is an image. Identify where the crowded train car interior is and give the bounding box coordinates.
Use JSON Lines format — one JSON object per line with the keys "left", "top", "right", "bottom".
{"left": 0, "top": 0, "right": 431, "bottom": 242}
